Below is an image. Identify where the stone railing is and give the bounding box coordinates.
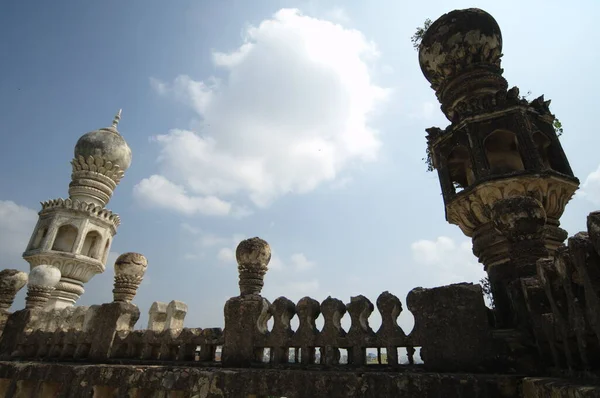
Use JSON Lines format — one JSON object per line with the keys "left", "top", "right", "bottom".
{"left": 0, "top": 238, "right": 495, "bottom": 373}
{"left": 222, "top": 238, "right": 494, "bottom": 372}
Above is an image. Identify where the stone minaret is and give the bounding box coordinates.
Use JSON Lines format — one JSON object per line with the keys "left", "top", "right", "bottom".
{"left": 22, "top": 110, "right": 132, "bottom": 309}
{"left": 418, "top": 9, "right": 579, "bottom": 326}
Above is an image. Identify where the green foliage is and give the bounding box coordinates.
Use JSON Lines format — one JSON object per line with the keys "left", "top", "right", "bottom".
{"left": 423, "top": 146, "right": 434, "bottom": 172}
{"left": 520, "top": 90, "right": 564, "bottom": 137}
{"left": 480, "top": 276, "right": 495, "bottom": 309}
{"left": 411, "top": 19, "right": 432, "bottom": 50}
{"left": 553, "top": 118, "right": 564, "bottom": 137}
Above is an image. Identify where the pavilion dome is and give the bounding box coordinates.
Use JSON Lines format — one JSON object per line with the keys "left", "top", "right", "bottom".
{"left": 73, "top": 110, "right": 132, "bottom": 171}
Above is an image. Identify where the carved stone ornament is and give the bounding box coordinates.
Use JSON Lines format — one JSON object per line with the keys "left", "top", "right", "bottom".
{"left": 446, "top": 174, "right": 578, "bottom": 236}
{"left": 39, "top": 198, "right": 121, "bottom": 228}
{"left": 25, "top": 265, "right": 61, "bottom": 309}
{"left": 113, "top": 252, "right": 148, "bottom": 303}
{"left": 418, "top": 8, "right": 503, "bottom": 96}
{"left": 71, "top": 154, "right": 125, "bottom": 184}
{"left": 491, "top": 196, "right": 547, "bottom": 241}
{"left": 236, "top": 237, "right": 271, "bottom": 296}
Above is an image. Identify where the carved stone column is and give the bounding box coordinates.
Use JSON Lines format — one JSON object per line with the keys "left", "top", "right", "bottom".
{"left": 490, "top": 196, "right": 548, "bottom": 328}
{"left": 25, "top": 265, "right": 62, "bottom": 309}
{"left": 222, "top": 237, "right": 272, "bottom": 367}
{"left": 112, "top": 252, "right": 147, "bottom": 303}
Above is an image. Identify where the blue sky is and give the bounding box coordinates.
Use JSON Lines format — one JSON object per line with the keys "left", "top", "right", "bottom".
{"left": 1, "top": 0, "right": 600, "bottom": 331}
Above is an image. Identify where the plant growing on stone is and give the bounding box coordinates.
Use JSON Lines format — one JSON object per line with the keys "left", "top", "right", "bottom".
{"left": 411, "top": 19, "right": 432, "bottom": 50}
{"left": 480, "top": 276, "right": 495, "bottom": 309}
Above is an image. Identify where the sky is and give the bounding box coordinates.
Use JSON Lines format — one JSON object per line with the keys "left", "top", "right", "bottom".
{"left": 1, "top": 0, "right": 600, "bottom": 333}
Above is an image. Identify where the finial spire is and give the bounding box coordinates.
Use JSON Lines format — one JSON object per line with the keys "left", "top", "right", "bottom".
{"left": 112, "top": 109, "right": 122, "bottom": 128}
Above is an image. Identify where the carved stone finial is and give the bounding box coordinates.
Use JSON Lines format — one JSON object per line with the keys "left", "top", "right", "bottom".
{"left": 236, "top": 237, "right": 271, "bottom": 296}
{"left": 0, "top": 270, "right": 28, "bottom": 311}
{"left": 25, "top": 265, "right": 61, "bottom": 309}
{"left": 112, "top": 109, "right": 122, "bottom": 128}
{"left": 491, "top": 196, "right": 547, "bottom": 241}
{"left": 112, "top": 252, "right": 147, "bottom": 303}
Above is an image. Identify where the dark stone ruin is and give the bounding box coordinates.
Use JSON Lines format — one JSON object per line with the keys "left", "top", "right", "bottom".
{"left": 1, "top": 7, "right": 600, "bottom": 398}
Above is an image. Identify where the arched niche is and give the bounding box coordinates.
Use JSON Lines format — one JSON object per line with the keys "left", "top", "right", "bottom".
{"left": 532, "top": 131, "right": 551, "bottom": 170}
{"left": 51, "top": 225, "right": 78, "bottom": 252}
{"left": 533, "top": 131, "right": 570, "bottom": 174}
{"left": 30, "top": 226, "right": 48, "bottom": 250}
{"left": 447, "top": 145, "right": 475, "bottom": 191}
{"left": 484, "top": 130, "right": 525, "bottom": 174}
{"left": 82, "top": 230, "right": 102, "bottom": 259}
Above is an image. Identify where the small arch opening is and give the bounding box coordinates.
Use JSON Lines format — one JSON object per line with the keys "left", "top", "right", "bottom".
{"left": 447, "top": 145, "right": 474, "bottom": 192}
{"left": 533, "top": 131, "right": 552, "bottom": 170}
{"left": 533, "top": 131, "right": 570, "bottom": 174}
{"left": 82, "top": 231, "right": 102, "bottom": 259}
{"left": 31, "top": 226, "right": 48, "bottom": 250}
{"left": 51, "top": 225, "right": 78, "bottom": 252}
{"left": 484, "top": 130, "right": 525, "bottom": 174}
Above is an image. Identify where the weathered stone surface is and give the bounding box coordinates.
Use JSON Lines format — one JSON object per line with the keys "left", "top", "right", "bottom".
{"left": 522, "top": 377, "right": 600, "bottom": 398}
{"left": 222, "top": 295, "right": 270, "bottom": 367}
{"left": 87, "top": 302, "right": 140, "bottom": 360}
{"left": 147, "top": 301, "right": 168, "bottom": 331}
{"left": 0, "top": 361, "right": 523, "bottom": 398}
{"left": 165, "top": 300, "right": 188, "bottom": 330}
{"left": 236, "top": 237, "right": 270, "bottom": 296}
{"left": 0, "top": 270, "right": 27, "bottom": 312}
{"left": 268, "top": 296, "right": 295, "bottom": 364}
{"left": 113, "top": 252, "right": 147, "bottom": 303}
{"left": 376, "top": 291, "right": 408, "bottom": 365}
{"left": 25, "top": 265, "right": 61, "bottom": 309}
{"left": 407, "top": 283, "right": 493, "bottom": 371}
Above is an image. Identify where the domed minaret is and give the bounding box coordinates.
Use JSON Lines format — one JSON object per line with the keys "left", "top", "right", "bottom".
{"left": 22, "top": 110, "right": 132, "bottom": 309}
{"left": 418, "top": 9, "right": 579, "bottom": 326}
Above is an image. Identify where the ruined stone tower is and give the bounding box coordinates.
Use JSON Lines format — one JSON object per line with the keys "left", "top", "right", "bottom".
{"left": 419, "top": 9, "right": 579, "bottom": 326}
{"left": 22, "top": 111, "right": 132, "bottom": 309}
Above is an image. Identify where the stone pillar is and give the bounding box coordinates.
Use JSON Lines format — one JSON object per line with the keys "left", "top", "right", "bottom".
{"left": 87, "top": 302, "right": 140, "bottom": 360}
{"left": 0, "top": 270, "right": 28, "bottom": 334}
{"left": 165, "top": 300, "right": 187, "bottom": 330}
{"left": 407, "top": 283, "right": 493, "bottom": 371}
{"left": 25, "top": 265, "right": 62, "bottom": 309}
{"left": 112, "top": 253, "right": 147, "bottom": 303}
{"left": 87, "top": 253, "right": 146, "bottom": 360}
{"left": 222, "top": 237, "right": 271, "bottom": 367}
{"left": 490, "top": 196, "right": 548, "bottom": 328}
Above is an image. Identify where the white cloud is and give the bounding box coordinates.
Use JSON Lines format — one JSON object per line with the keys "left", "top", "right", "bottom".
{"left": 182, "top": 229, "right": 245, "bottom": 263}
{"left": 410, "top": 236, "right": 486, "bottom": 286}
{"left": 290, "top": 253, "right": 316, "bottom": 271}
{"left": 0, "top": 200, "right": 37, "bottom": 269}
{"left": 217, "top": 247, "right": 235, "bottom": 264}
{"left": 576, "top": 165, "right": 600, "bottom": 204}
{"left": 133, "top": 174, "right": 250, "bottom": 217}
{"left": 143, "top": 8, "right": 389, "bottom": 213}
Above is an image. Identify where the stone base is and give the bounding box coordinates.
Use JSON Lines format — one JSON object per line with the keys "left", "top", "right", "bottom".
{"left": 45, "top": 278, "right": 85, "bottom": 310}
